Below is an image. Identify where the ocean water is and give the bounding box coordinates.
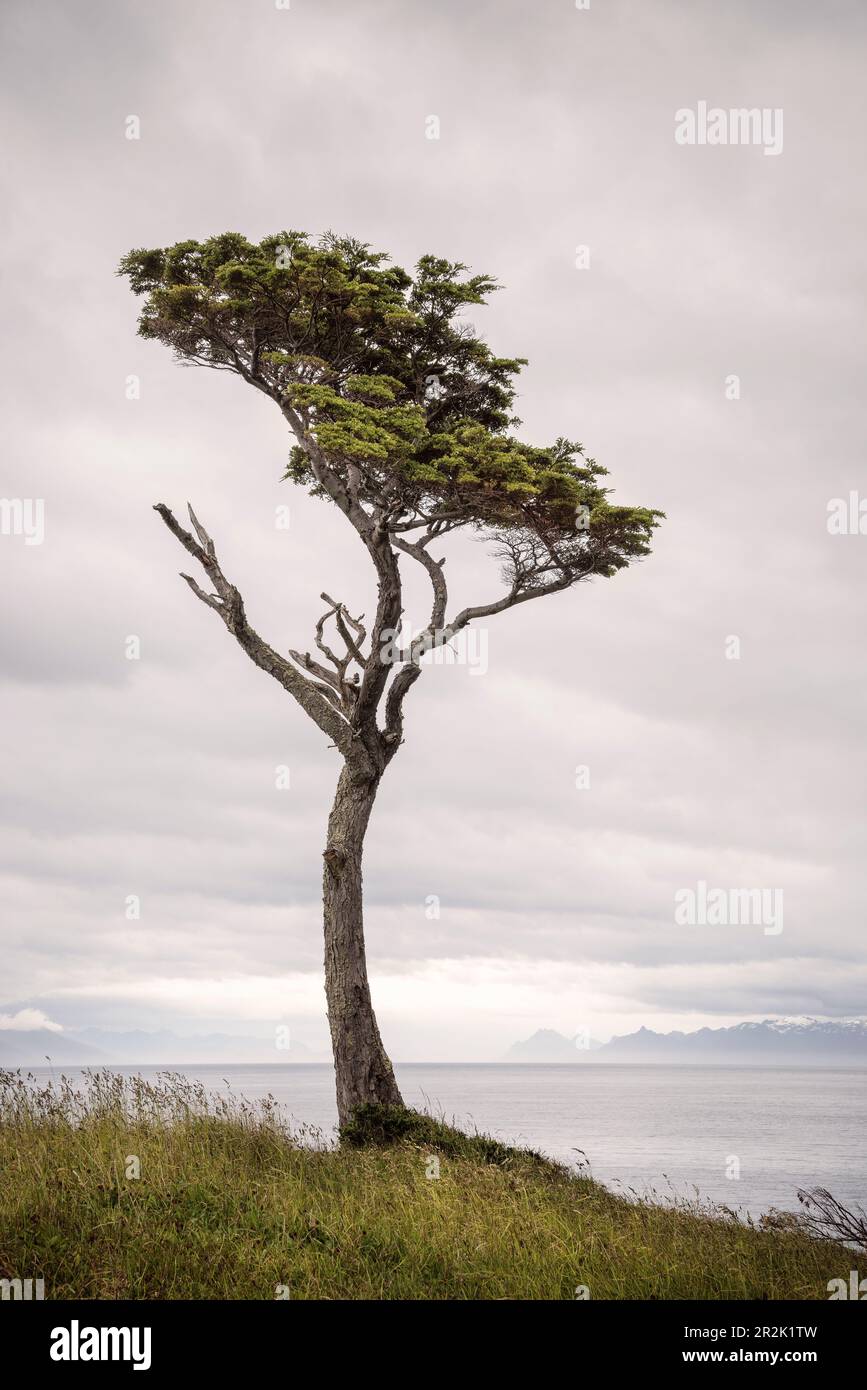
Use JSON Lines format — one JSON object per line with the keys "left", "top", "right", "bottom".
{"left": 33, "top": 1062, "right": 866, "bottom": 1219}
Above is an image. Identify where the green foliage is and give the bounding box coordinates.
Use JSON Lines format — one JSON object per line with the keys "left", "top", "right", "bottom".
{"left": 119, "top": 231, "right": 663, "bottom": 565}
{"left": 0, "top": 1070, "right": 857, "bottom": 1301}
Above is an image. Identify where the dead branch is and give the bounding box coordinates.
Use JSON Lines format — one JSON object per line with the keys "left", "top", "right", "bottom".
{"left": 796, "top": 1187, "right": 867, "bottom": 1251}
{"left": 154, "top": 502, "right": 352, "bottom": 752}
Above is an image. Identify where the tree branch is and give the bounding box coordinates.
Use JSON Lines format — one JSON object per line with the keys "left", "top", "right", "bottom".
{"left": 285, "top": 593, "right": 369, "bottom": 718}
{"left": 448, "top": 569, "right": 579, "bottom": 631}
{"left": 276, "top": 406, "right": 406, "bottom": 751}
{"left": 383, "top": 556, "right": 591, "bottom": 746}
{"left": 383, "top": 535, "right": 450, "bottom": 745}
{"left": 154, "top": 503, "right": 353, "bottom": 753}
{"left": 392, "top": 536, "right": 448, "bottom": 633}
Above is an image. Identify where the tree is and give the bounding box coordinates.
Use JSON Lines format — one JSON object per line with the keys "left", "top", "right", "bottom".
{"left": 119, "top": 231, "right": 663, "bottom": 1126}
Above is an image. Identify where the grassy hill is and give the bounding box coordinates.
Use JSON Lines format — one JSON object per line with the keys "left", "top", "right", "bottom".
{"left": 0, "top": 1069, "right": 860, "bottom": 1301}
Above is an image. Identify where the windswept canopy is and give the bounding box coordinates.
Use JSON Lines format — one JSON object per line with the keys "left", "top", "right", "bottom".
{"left": 118, "top": 231, "right": 662, "bottom": 579}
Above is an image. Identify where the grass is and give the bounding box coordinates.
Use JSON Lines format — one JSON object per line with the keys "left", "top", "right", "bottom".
{"left": 0, "top": 1068, "right": 861, "bottom": 1301}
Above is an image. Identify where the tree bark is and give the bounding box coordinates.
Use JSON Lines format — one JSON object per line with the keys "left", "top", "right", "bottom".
{"left": 323, "top": 762, "right": 404, "bottom": 1125}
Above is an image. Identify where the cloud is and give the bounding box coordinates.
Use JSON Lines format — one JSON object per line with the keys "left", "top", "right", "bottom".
{"left": 0, "top": 1009, "right": 63, "bottom": 1033}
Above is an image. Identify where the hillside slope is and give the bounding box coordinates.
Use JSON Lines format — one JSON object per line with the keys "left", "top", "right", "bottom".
{"left": 0, "top": 1070, "right": 859, "bottom": 1301}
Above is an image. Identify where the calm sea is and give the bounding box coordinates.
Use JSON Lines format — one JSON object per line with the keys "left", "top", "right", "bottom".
{"left": 34, "top": 1062, "right": 866, "bottom": 1219}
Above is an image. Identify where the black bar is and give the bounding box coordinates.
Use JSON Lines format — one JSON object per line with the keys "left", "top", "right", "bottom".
{"left": 6, "top": 1298, "right": 862, "bottom": 1374}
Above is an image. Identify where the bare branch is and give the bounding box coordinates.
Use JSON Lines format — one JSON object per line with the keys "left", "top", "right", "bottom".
{"left": 796, "top": 1187, "right": 867, "bottom": 1251}
{"left": 323, "top": 594, "right": 366, "bottom": 667}
{"left": 179, "top": 573, "right": 222, "bottom": 611}
{"left": 449, "top": 565, "right": 591, "bottom": 633}
{"left": 389, "top": 509, "right": 471, "bottom": 534}
{"left": 382, "top": 536, "right": 450, "bottom": 745}
{"left": 384, "top": 526, "right": 574, "bottom": 744}
{"left": 276, "top": 406, "right": 407, "bottom": 743}
{"left": 282, "top": 591, "right": 372, "bottom": 724}
{"left": 286, "top": 648, "right": 343, "bottom": 692}
{"left": 314, "top": 602, "right": 345, "bottom": 672}
{"left": 154, "top": 503, "right": 353, "bottom": 753}
{"left": 392, "top": 536, "right": 448, "bottom": 633}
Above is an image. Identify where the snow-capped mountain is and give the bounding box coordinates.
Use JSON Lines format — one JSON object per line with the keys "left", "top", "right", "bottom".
{"left": 507, "top": 1019, "right": 867, "bottom": 1064}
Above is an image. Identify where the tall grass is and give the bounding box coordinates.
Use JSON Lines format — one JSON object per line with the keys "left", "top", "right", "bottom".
{"left": 0, "top": 1069, "right": 860, "bottom": 1300}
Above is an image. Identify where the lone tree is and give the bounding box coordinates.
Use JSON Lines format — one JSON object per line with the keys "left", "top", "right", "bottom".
{"left": 119, "top": 232, "right": 662, "bottom": 1126}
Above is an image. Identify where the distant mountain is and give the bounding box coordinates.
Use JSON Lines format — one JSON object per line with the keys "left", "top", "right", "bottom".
{"left": 0, "top": 1030, "right": 106, "bottom": 1065}
{"left": 5, "top": 1018, "right": 865, "bottom": 1069}
{"left": 602, "top": 1019, "right": 867, "bottom": 1064}
{"left": 505, "top": 1019, "right": 867, "bottom": 1065}
{"left": 506, "top": 1028, "right": 605, "bottom": 1061}
{"left": 0, "top": 1028, "right": 328, "bottom": 1066}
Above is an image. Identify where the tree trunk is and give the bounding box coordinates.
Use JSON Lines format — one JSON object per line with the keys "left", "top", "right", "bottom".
{"left": 323, "top": 762, "right": 404, "bottom": 1126}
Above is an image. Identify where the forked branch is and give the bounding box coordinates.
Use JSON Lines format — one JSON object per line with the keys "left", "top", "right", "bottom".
{"left": 154, "top": 503, "right": 352, "bottom": 752}
{"left": 287, "top": 593, "right": 368, "bottom": 717}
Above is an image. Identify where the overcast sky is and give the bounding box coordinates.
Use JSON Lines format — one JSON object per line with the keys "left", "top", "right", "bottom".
{"left": 1, "top": 0, "right": 865, "bottom": 1059}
